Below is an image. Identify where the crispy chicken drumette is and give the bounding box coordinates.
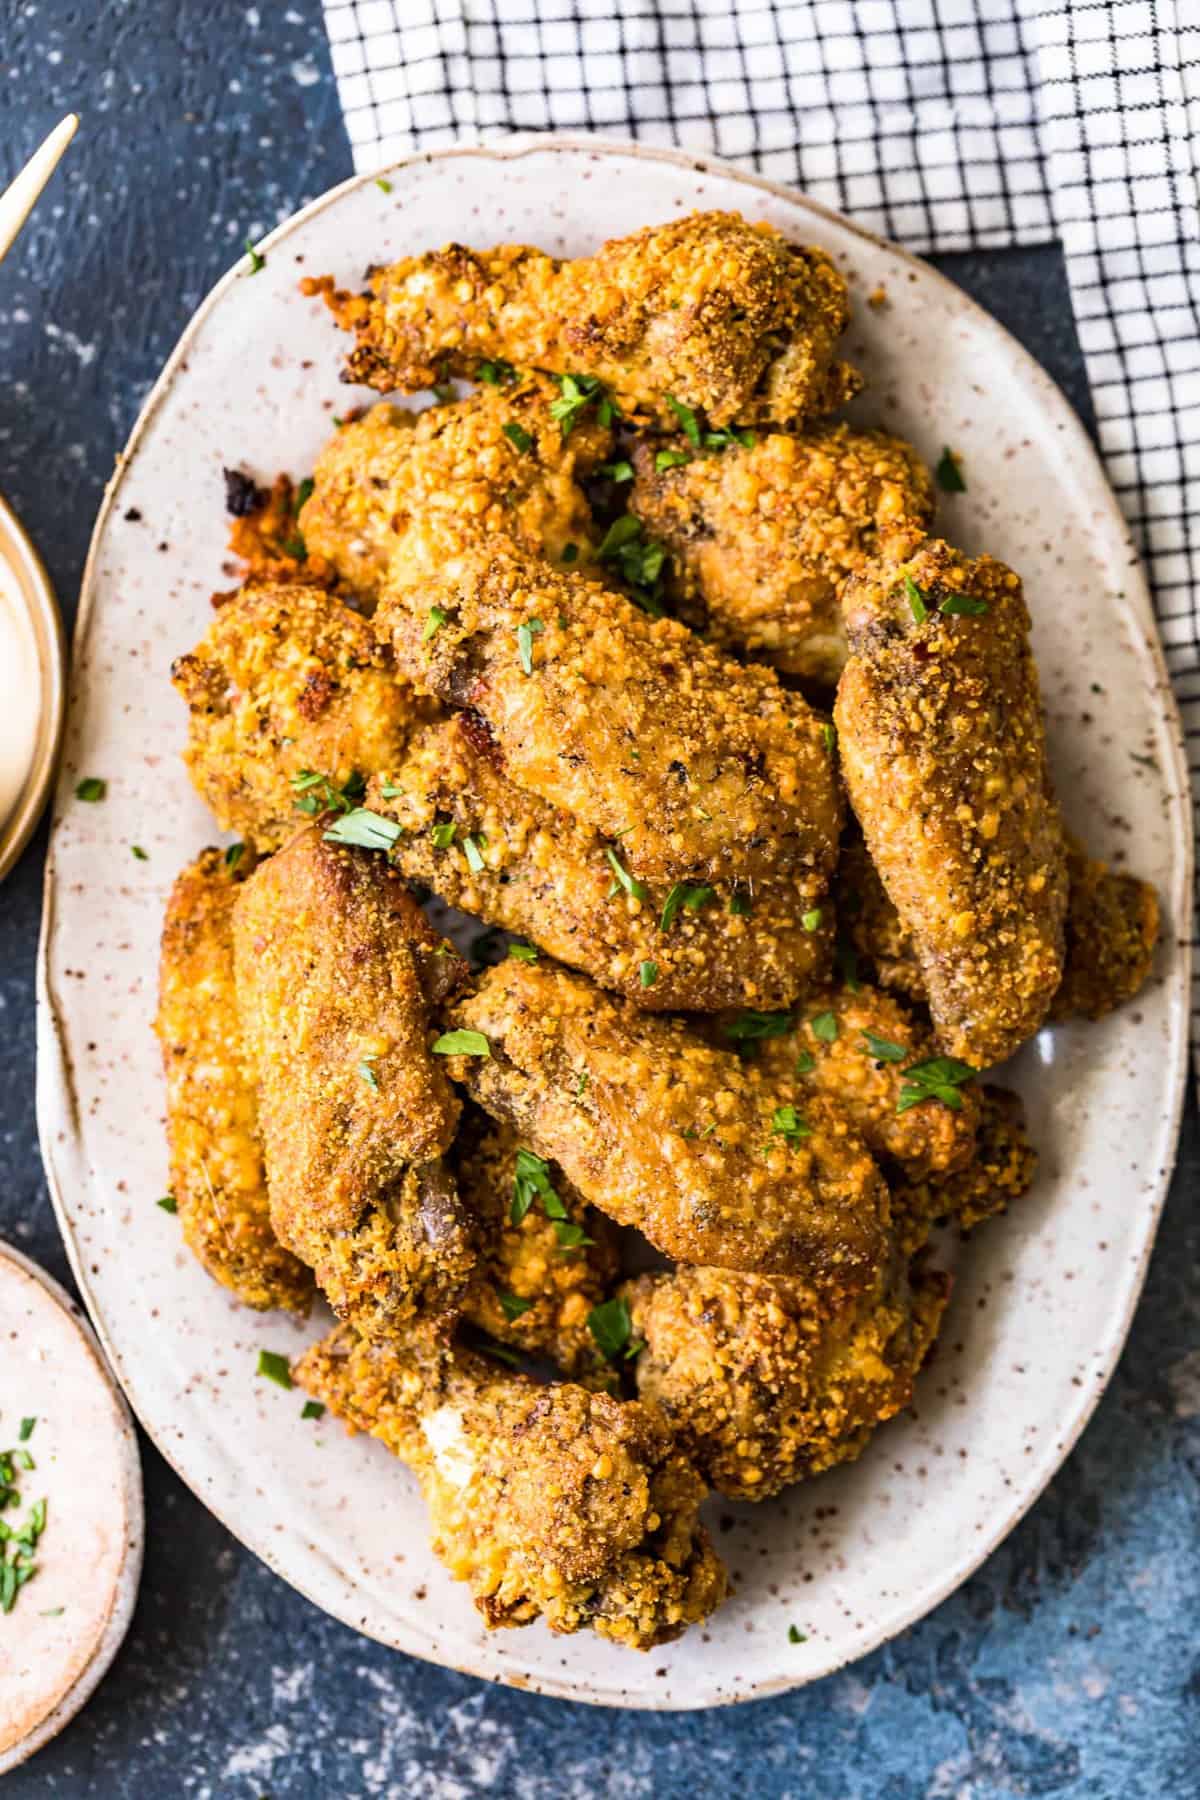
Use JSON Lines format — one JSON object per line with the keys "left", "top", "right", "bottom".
{"left": 155, "top": 847, "right": 314, "bottom": 1313}
{"left": 629, "top": 423, "right": 934, "bottom": 684}
{"left": 364, "top": 718, "right": 833, "bottom": 1013}
{"left": 300, "top": 376, "right": 611, "bottom": 600}
{"left": 623, "top": 1255, "right": 948, "bottom": 1501}
{"left": 1049, "top": 839, "right": 1160, "bottom": 1021}
{"left": 306, "top": 210, "right": 860, "bottom": 430}
{"left": 233, "top": 825, "right": 475, "bottom": 1332}
{"left": 295, "top": 1326, "right": 727, "bottom": 1649}
{"left": 438, "top": 958, "right": 892, "bottom": 1295}
{"left": 456, "top": 1117, "right": 618, "bottom": 1383}
{"left": 834, "top": 539, "right": 1068, "bottom": 1066}
{"left": 172, "top": 579, "right": 420, "bottom": 851}
{"left": 378, "top": 541, "right": 842, "bottom": 887}
{"left": 889, "top": 1085, "right": 1038, "bottom": 1255}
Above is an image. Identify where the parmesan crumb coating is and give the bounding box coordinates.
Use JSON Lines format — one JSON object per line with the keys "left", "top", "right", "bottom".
{"left": 889, "top": 1085, "right": 1037, "bottom": 1255}
{"left": 172, "top": 580, "right": 420, "bottom": 851}
{"left": 835, "top": 539, "right": 1068, "bottom": 1066}
{"left": 836, "top": 833, "right": 928, "bottom": 1002}
{"left": 365, "top": 719, "right": 833, "bottom": 1013}
{"left": 294, "top": 1327, "right": 727, "bottom": 1649}
{"left": 226, "top": 473, "right": 338, "bottom": 589}
{"left": 629, "top": 423, "right": 935, "bottom": 683}
{"left": 624, "top": 1255, "right": 948, "bottom": 1501}
{"left": 456, "top": 1117, "right": 617, "bottom": 1384}
{"left": 232, "top": 826, "right": 475, "bottom": 1333}
{"left": 305, "top": 210, "right": 860, "bottom": 429}
{"left": 749, "top": 980, "right": 980, "bottom": 1178}
{"left": 1050, "top": 839, "right": 1160, "bottom": 1021}
{"left": 301, "top": 378, "right": 610, "bottom": 600}
{"left": 378, "top": 541, "right": 842, "bottom": 887}
{"left": 155, "top": 847, "right": 314, "bottom": 1313}
{"left": 439, "top": 958, "right": 893, "bottom": 1295}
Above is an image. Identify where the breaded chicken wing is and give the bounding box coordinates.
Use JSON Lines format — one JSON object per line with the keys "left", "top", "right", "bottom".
{"left": 307, "top": 211, "right": 860, "bottom": 429}
{"left": 172, "top": 580, "right": 420, "bottom": 851}
{"left": 629, "top": 423, "right": 934, "bottom": 683}
{"left": 378, "top": 542, "right": 841, "bottom": 886}
{"left": 834, "top": 539, "right": 1068, "bottom": 1066}
{"left": 438, "top": 959, "right": 892, "bottom": 1294}
{"left": 836, "top": 832, "right": 927, "bottom": 1002}
{"left": 300, "top": 378, "right": 610, "bottom": 600}
{"left": 624, "top": 1255, "right": 947, "bottom": 1501}
{"left": 1050, "top": 839, "right": 1160, "bottom": 1021}
{"left": 155, "top": 847, "right": 314, "bottom": 1313}
{"left": 233, "top": 826, "right": 475, "bottom": 1332}
{"left": 295, "top": 1325, "right": 727, "bottom": 1648}
{"left": 748, "top": 980, "right": 980, "bottom": 1179}
{"left": 890, "top": 1085, "right": 1037, "bottom": 1255}
{"left": 455, "top": 1117, "right": 617, "bottom": 1383}
{"left": 364, "top": 718, "right": 833, "bottom": 1013}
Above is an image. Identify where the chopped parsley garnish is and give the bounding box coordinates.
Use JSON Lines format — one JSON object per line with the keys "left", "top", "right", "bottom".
{"left": 478, "top": 358, "right": 518, "bottom": 386}
{"left": 861, "top": 1031, "right": 907, "bottom": 1063}
{"left": 257, "top": 1350, "right": 292, "bottom": 1390}
{"left": 375, "top": 177, "right": 392, "bottom": 194}
{"left": 424, "top": 604, "right": 448, "bottom": 642}
{"left": 576, "top": 1071, "right": 589, "bottom": 1097}
{"left": 939, "top": 592, "right": 989, "bottom": 616}
{"left": 224, "top": 841, "right": 246, "bottom": 872}
{"left": 655, "top": 448, "right": 691, "bottom": 472}
{"left": 728, "top": 889, "right": 752, "bottom": 917}
{"left": 432, "top": 1029, "right": 490, "bottom": 1058}
{"left": 323, "top": 808, "right": 403, "bottom": 851}
{"left": 131, "top": 844, "right": 148, "bottom": 861}
{"left": 0, "top": 1445, "right": 46, "bottom": 1615}
{"left": 499, "top": 1291, "right": 533, "bottom": 1322}
{"left": 511, "top": 1147, "right": 560, "bottom": 1224}
{"left": 639, "top": 960, "right": 659, "bottom": 988}
{"left": 244, "top": 237, "right": 265, "bottom": 273}
{"left": 549, "top": 372, "right": 618, "bottom": 436}
{"left": 724, "top": 1010, "right": 792, "bottom": 1043}
{"left": 516, "top": 616, "right": 544, "bottom": 675}
{"left": 508, "top": 941, "right": 538, "bottom": 962}
{"left": 903, "top": 574, "right": 928, "bottom": 623}
{"left": 553, "top": 1220, "right": 594, "bottom": 1250}
{"left": 587, "top": 1297, "right": 642, "bottom": 1361}
{"left": 771, "top": 1104, "right": 812, "bottom": 1144}
{"left": 301, "top": 1400, "right": 325, "bottom": 1419}
{"left": 502, "top": 421, "right": 533, "bottom": 454}
{"left": 809, "top": 1011, "right": 838, "bottom": 1044}
{"left": 561, "top": 542, "right": 578, "bottom": 563}
{"left": 835, "top": 944, "right": 861, "bottom": 992}
{"left": 18, "top": 1420, "right": 35, "bottom": 1443}
{"left": 802, "top": 908, "right": 823, "bottom": 933}
{"left": 294, "top": 476, "right": 314, "bottom": 514}
{"left": 788, "top": 1625, "right": 808, "bottom": 1644}
{"left": 463, "top": 835, "right": 486, "bottom": 872}
{"left": 291, "top": 767, "right": 365, "bottom": 817}
{"left": 157, "top": 1194, "right": 177, "bottom": 1213}
{"left": 431, "top": 821, "right": 456, "bottom": 850}
{"left": 600, "top": 459, "right": 634, "bottom": 484}
{"left": 794, "top": 1049, "right": 816, "bottom": 1074}
{"left": 358, "top": 1060, "right": 379, "bottom": 1091}
{"left": 664, "top": 394, "right": 702, "bottom": 447}
{"left": 597, "top": 514, "right": 666, "bottom": 614}
{"left": 936, "top": 447, "right": 966, "bottom": 493}
{"left": 703, "top": 426, "right": 756, "bottom": 452}
{"left": 896, "top": 1055, "right": 976, "bottom": 1114}
{"left": 605, "top": 846, "right": 649, "bottom": 902}
{"left": 75, "top": 777, "right": 106, "bottom": 802}
{"left": 660, "top": 882, "right": 715, "bottom": 932}
{"left": 820, "top": 723, "right": 836, "bottom": 753}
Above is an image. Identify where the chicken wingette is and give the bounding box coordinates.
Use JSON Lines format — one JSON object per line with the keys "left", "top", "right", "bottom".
{"left": 155, "top": 846, "right": 314, "bottom": 1313}
{"left": 295, "top": 1325, "right": 727, "bottom": 1648}
{"left": 378, "top": 541, "right": 842, "bottom": 887}
{"left": 232, "top": 825, "right": 475, "bottom": 1332}
{"left": 889, "top": 1085, "right": 1038, "bottom": 1255}
{"left": 834, "top": 539, "right": 1068, "bottom": 1066}
{"left": 437, "top": 958, "right": 892, "bottom": 1295}
{"left": 306, "top": 210, "right": 860, "bottom": 429}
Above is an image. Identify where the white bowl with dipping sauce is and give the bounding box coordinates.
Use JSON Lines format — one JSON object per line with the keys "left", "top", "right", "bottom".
{"left": 0, "top": 493, "right": 65, "bottom": 883}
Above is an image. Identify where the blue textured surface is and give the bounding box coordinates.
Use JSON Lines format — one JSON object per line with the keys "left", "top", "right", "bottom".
{"left": 1, "top": 4, "right": 1198, "bottom": 1795}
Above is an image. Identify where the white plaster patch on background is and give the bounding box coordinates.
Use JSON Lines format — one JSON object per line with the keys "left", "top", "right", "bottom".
{"left": 271, "top": 1660, "right": 313, "bottom": 1706}
{"left": 43, "top": 320, "right": 96, "bottom": 364}
{"left": 291, "top": 57, "right": 319, "bottom": 87}
{"left": 222, "top": 1721, "right": 293, "bottom": 1780}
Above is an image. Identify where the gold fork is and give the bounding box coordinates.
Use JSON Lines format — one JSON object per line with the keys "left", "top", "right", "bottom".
{"left": 0, "top": 114, "right": 78, "bottom": 265}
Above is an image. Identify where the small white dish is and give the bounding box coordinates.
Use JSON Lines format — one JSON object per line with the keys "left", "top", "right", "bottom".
{"left": 36, "top": 137, "right": 1191, "bottom": 1708}
{"left": 0, "top": 494, "right": 65, "bottom": 883}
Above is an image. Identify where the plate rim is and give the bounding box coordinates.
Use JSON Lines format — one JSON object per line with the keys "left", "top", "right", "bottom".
{"left": 37, "top": 132, "right": 1194, "bottom": 1709}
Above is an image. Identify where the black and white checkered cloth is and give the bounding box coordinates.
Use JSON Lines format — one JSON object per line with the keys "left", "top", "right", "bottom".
{"left": 321, "top": 0, "right": 1199, "bottom": 997}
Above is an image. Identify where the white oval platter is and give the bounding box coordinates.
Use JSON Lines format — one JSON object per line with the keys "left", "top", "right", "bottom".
{"left": 36, "top": 137, "right": 1191, "bottom": 1709}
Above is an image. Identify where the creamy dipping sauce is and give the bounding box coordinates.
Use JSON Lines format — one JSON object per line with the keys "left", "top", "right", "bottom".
{"left": 0, "top": 557, "right": 40, "bottom": 830}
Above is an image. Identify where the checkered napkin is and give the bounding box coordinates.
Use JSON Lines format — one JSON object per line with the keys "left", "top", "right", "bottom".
{"left": 321, "top": 0, "right": 1200, "bottom": 982}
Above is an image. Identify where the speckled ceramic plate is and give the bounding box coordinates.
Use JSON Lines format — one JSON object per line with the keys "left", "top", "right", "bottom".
{"left": 37, "top": 138, "right": 1191, "bottom": 1709}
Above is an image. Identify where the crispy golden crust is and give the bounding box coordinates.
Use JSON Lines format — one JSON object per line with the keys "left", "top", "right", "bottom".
{"left": 456, "top": 1117, "right": 618, "bottom": 1382}
{"left": 624, "top": 1256, "right": 948, "bottom": 1500}
{"left": 836, "top": 833, "right": 927, "bottom": 1001}
{"left": 749, "top": 981, "right": 980, "bottom": 1178}
{"left": 307, "top": 211, "right": 860, "bottom": 428}
{"left": 440, "top": 959, "right": 892, "bottom": 1294}
{"left": 226, "top": 473, "right": 339, "bottom": 589}
{"left": 890, "top": 1085, "right": 1037, "bottom": 1255}
{"left": 155, "top": 848, "right": 314, "bottom": 1313}
{"left": 232, "top": 826, "right": 475, "bottom": 1332}
{"left": 1050, "top": 840, "right": 1160, "bottom": 1021}
{"left": 365, "top": 719, "right": 833, "bottom": 1013}
{"left": 379, "top": 541, "right": 841, "bottom": 886}
{"left": 172, "top": 580, "right": 420, "bottom": 851}
{"left": 630, "top": 424, "right": 934, "bottom": 682}
{"left": 301, "top": 380, "right": 610, "bottom": 600}
{"left": 294, "top": 1326, "right": 727, "bottom": 1648}
{"left": 834, "top": 539, "right": 1068, "bottom": 1066}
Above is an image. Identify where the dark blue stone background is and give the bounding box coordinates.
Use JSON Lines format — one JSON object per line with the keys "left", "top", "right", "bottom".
{"left": 1, "top": 4, "right": 1197, "bottom": 1794}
